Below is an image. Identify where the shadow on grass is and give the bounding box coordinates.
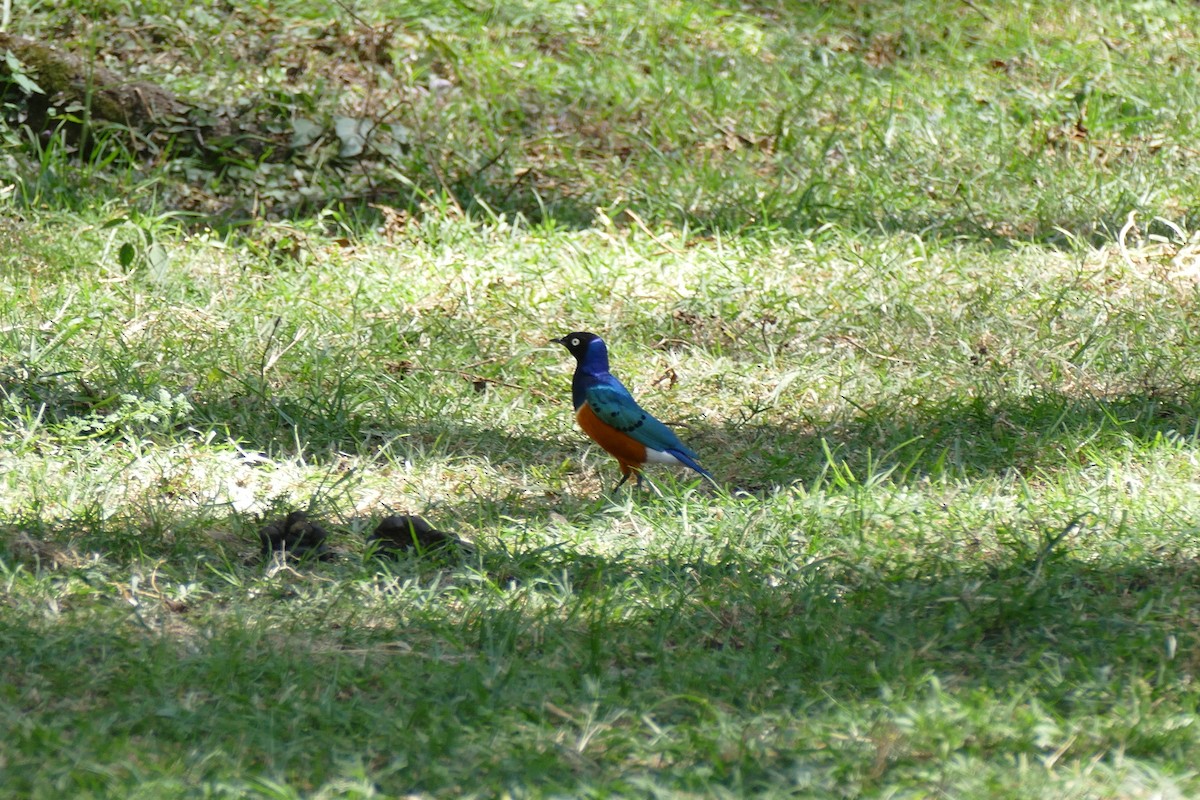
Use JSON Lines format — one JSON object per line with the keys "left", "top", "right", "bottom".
{"left": 4, "top": 374, "right": 1200, "bottom": 790}
{"left": 8, "top": 114, "right": 1147, "bottom": 254}
{"left": 7, "top": 350, "right": 1200, "bottom": 492}
{"left": 1, "top": 514, "right": 1198, "bottom": 795}
{"left": 702, "top": 385, "right": 1200, "bottom": 491}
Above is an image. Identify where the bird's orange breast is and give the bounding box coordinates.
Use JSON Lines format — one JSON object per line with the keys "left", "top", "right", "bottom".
{"left": 576, "top": 402, "right": 647, "bottom": 470}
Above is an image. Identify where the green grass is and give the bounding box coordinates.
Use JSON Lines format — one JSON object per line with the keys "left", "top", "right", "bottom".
{"left": 3, "top": 0, "right": 1200, "bottom": 797}
{"left": 6, "top": 0, "right": 1200, "bottom": 236}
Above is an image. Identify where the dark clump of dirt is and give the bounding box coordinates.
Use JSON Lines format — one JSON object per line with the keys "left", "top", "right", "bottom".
{"left": 258, "top": 510, "right": 332, "bottom": 560}
{"left": 367, "top": 514, "right": 470, "bottom": 558}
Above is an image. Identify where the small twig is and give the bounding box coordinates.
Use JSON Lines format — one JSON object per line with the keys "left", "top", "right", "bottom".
{"left": 259, "top": 317, "right": 307, "bottom": 378}
{"left": 623, "top": 209, "right": 684, "bottom": 256}
{"left": 421, "top": 144, "right": 465, "bottom": 215}
{"left": 329, "top": 0, "right": 372, "bottom": 29}
{"left": 1030, "top": 514, "right": 1085, "bottom": 585}
{"left": 467, "top": 374, "right": 558, "bottom": 402}
{"left": 499, "top": 166, "right": 534, "bottom": 207}
{"left": 417, "top": 365, "right": 560, "bottom": 402}
{"left": 259, "top": 316, "right": 282, "bottom": 382}
{"left": 960, "top": 0, "right": 992, "bottom": 22}
{"left": 835, "top": 335, "right": 914, "bottom": 365}
{"left": 471, "top": 147, "right": 508, "bottom": 181}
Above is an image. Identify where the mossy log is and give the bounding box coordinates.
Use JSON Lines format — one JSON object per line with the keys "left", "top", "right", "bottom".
{"left": 0, "top": 33, "right": 187, "bottom": 131}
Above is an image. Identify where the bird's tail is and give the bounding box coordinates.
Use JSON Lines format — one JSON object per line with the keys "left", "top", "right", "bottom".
{"left": 666, "top": 449, "right": 720, "bottom": 488}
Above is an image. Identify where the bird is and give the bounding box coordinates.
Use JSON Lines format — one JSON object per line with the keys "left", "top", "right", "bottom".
{"left": 554, "top": 331, "right": 714, "bottom": 490}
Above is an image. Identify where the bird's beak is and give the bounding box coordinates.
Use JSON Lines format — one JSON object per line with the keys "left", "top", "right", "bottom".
{"left": 549, "top": 336, "right": 565, "bottom": 346}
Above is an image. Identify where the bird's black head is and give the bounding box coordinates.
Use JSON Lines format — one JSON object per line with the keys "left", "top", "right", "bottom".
{"left": 554, "top": 331, "right": 603, "bottom": 361}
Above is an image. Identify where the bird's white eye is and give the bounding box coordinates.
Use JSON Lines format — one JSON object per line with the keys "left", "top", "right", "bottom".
{"left": 570, "top": 337, "right": 580, "bottom": 346}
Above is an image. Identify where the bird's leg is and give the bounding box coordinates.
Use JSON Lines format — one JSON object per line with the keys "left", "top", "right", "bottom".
{"left": 612, "top": 462, "right": 642, "bottom": 492}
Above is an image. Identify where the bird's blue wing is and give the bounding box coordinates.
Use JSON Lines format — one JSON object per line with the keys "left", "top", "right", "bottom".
{"left": 584, "top": 383, "right": 698, "bottom": 458}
